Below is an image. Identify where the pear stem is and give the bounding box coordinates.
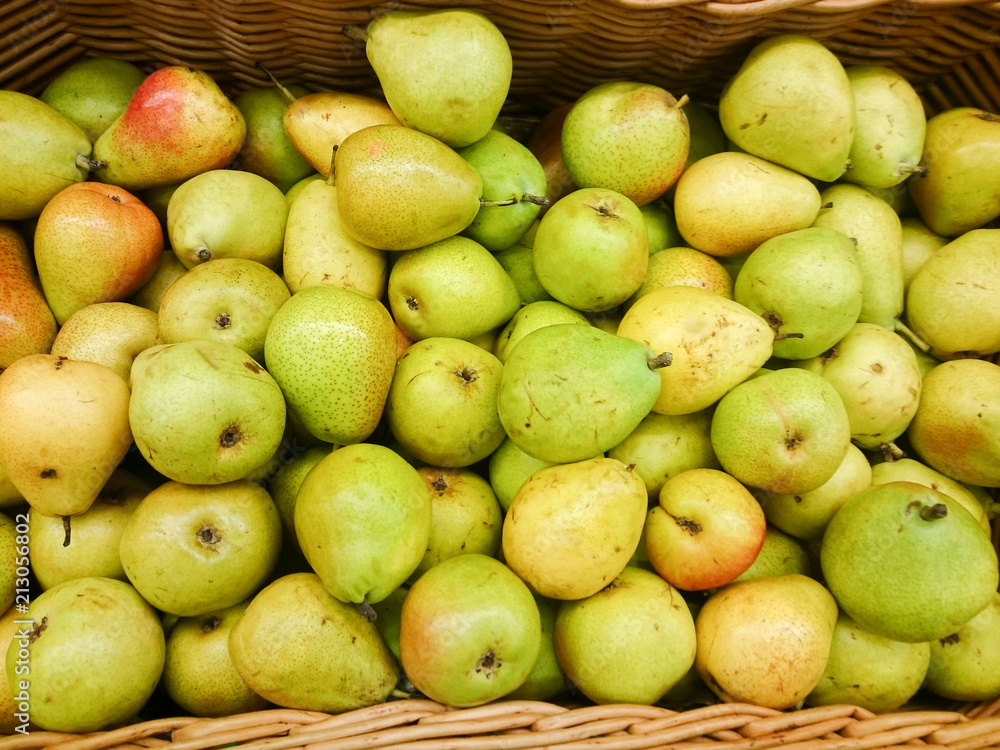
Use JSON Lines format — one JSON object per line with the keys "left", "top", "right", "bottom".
{"left": 648, "top": 351, "right": 673, "bottom": 370}
{"left": 327, "top": 145, "right": 338, "bottom": 186}
{"left": 76, "top": 153, "right": 105, "bottom": 172}
{"left": 479, "top": 196, "right": 519, "bottom": 208}
{"left": 61, "top": 516, "right": 72, "bottom": 547}
{"left": 773, "top": 332, "right": 804, "bottom": 340}
{"left": 674, "top": 93, "right": 690, "bottom": 109}
{"left": 255, "top": 62, "right": 297, "bottom": 104}
{"left": 879, "top": 442, "right": 907, "bottom": 462}
{"left": 893, "top": 319, "right": 931, "bottom": 353}
{"left": 342, "top": 24, "right": 368, "bottom": 43}
{"left": 898, "top": 163, "right": 929, "bottom": 178}
{"left": 358, "top": 599, "right": 377, "bottom": 622}
{"left": 522, "top": 194, "right": 550, "bottom": 207}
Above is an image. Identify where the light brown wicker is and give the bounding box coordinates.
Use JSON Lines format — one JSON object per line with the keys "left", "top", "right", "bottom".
{"left": 2, "top": 1, "right": 1000, "bottom": 747}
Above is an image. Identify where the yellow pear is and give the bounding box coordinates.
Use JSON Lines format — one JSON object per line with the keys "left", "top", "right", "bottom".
{"left": 49, "top": 302, "right": 159, "bottom": 382}
{"left": 0, "top": 222, "right": 57, "bottom": 369}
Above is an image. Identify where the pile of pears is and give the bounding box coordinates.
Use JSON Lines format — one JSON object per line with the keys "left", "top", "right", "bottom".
{"left": 1, "top": 7, "right": 1000, "bottom": 734}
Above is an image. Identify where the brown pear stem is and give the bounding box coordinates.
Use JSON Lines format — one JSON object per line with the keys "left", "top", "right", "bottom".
{"left": 358, "top": 599, "right": 377, "bottom": 622}
{"left": 255, "top": 62, "right": 297, "bottom": 104}
{"left": 648, "top": 351, "right": 673, "bottom": 370}
{"left": 76, "top": 153, "right": 105, "bottom": 172}
{"left": 522, "top": 194, "right": 550, "bottom": 206}
{"left": 898, "top": 163, "right": 929, "bottom": 178}
{"left": 327, "top": 145, "right": 338, "bottom": 186}
{"left": 893, "top": 319, "right": 931, "bottom": 353}
{"left": 674, "top": 93, "right": 690, "bottom": 109}
{"left": 879, "top": 442, "right": 907, "bottom": 462}
{"left": 773, "top": 332, "right": 804, "bottom": 341}
{"left": 820, "top": 201, "right": 834, "bottom": 209}
{"left": 342, "top": 24, "right": 369, "bottom": 43}
{"left": 62, "top": 516, "right": 72, "bottom": 547}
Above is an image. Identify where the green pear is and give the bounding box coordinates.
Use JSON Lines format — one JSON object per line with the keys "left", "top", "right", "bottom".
{"left": 502, "top": 457, "right": 647, "bottom": 600}
{"left": 870, "top": 458, "right": 991, "bottom": 534}
{"left": 351, "top": 9, "right": 511, "bottom": 148}
{"left": 163, "top": 600, "right": 269, "bottom": 718}
{"left": 0, "top": 608, "right": 27, "bottom": 733}
{"left": 494, "top": 300, "right": 590, "bottom": 363}
{"left": 39, "top": 57, "right": 146, "bottom": 143}
{"left": 282, "top": 177, "right": 387, "bottom": 300}
{"left": 841, "top": 65, "right": 926, "bottom": 188}
{"left": 263, "top": 285, "right": 396, "bottom": 445}
{"left": 0, "top": 91, "right": 94, "bottom": 220}
{"left": 673, "top": 152, "right": 822, "bottom": 258}
{"left": 626, "top": 246, "right": 734, "bottom": 308}
{"left": 388, "top": 236, "right": 519, "bottom": 342}
{"left": 806, "top": 612, "right": 930, "bottom": 712}
{"left": 386, "top": 337, "right": 506, "bottom": 467}
{"left": 294, "top": 443, "right": 432, "bottom": 605}
{"left": 797, "top": 323, "right": 921, "bottom": 450}
{"left": 0, "top": 354, "right": 132, "bottom": 530}
{"left": 734, "top": 227, "right": 863, "bottom": 360}
{"left": 411, "top": 467, "right": 503, "bottom": 579}
{"left": 719, "top": 35, "right": 854, "bottom": 182}
{"left": 233, "top": 85, "right": 314, "bottom": 192}
{"left": 498, "top": 324, "right": 667, "bottom": 463}
{"left": 370, "top": 585, "right": 407, "bottom": 664}
{"left": 618, "top": 285, "right": 773, "bottom": 415}
{"left": 49, "top": 302, "right": 158, "bottom": 382}
{"left": 6, "top": 577, "right": 165, "bottom": 732}
{"left": 925, "top": 593, "right": 1000, "bottom": 702}
{"left": 639, "top": 198, "right": 683, "bottom": 255}
{"left": 822, "top": 482, "right": 999, "bottom": 642}
{"left": 732, "top": 526, "right": 812, "bottom": 582}
{"left": 457, "top": 128, "right": 548, "bottom": 251}
{"left": 487, "top": 437, "right": 556, "bottom": 513}
{"left": 533, "top": 188, "right": 648, "bottom": 312}
{"left": 93, "top": 66, "right": 246, "bottom": 191}
{"left": 128, "top": 340, "right": 287, "bottom": 484}
{"left": 906, "top": 359, "right": 1000, "bottom": 486}
{"left": 905, "top": 228, "right": 1000, "bottom": 359}
{"left": 284, "top": 173, "right": 324, "bottom": 205}
{"left": 493, "top": 222, "right": 553, "bottom": 305}
{"left": 167, "top": 169, "right": 288, "bottom": 268}
{"left": 128, "top": 249, "right": 187, "bottom": 313}
{"left": 141, "top": 181, "right": 181, "bottom": 226}
{"left": 120, "top": 479, "right": 282, "bottom": 616}
{"left": 554, "top": 566, "right": 696, "bottom": 705}
{"left": 900, "top": 217, "right": 947, "bottom": 290}
{"left": 157, "top": 258, "right": 290, "bottom": 363}
{"left": 505, "top": 594, "right": 566, "bottom": 701}
{"left": 28, "top": 468, "right": 150, "bottom": 590}
{"left": 228, "top": 572, "right": 399, "bottom": 711}
{"left": 561, "top": 81, "right": 689, "bottom": 207}
{"left": 908, "top": 107, "right": 1000, "bottom": 236}
{"left": 812, "top": 184, "right": 905, "bottom": 329}
{"left": 695, "top": 574, "right": 838, "bottom": 709}
{"left": 334, "top": 124, "right": 483, "bottom": 250}
{"left": 268, "top": 444, "right": 334, "bottom": 557}
{"left": 711, "top": 367, "right": 852, "bottom": 495}
{"left": 0, "top": 222, "right": 57, "bottom": 368}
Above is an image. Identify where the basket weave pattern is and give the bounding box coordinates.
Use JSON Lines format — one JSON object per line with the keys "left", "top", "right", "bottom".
{"left": 2, "top": 1, "right": 1000, "bottom": 748}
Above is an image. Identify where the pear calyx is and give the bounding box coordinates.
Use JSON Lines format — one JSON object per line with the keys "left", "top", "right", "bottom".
{"left": 919, "top": 502, "right": 948, "bottom": 521}
{"left": 475, "top": 649, "right": 500, "bottom": 678}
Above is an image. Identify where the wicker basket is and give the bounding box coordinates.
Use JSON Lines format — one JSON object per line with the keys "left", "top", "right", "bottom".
{"left": 3, "top": 0, "right": 1000, "bottom": 747}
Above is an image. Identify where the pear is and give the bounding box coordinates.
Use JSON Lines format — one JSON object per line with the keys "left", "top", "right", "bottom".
{"left": 0, "top": 608, "right": 25, "bottom": 733}
{"left": 906, "top": 359, "right": 1000, "bottom": 486}
{"left": 806, "top": 612, "right": 930, "bottom": 712}
{"left": 39, "top": 57, "right": 146, "bottom": 143}
{"left": 233, "top": 85, "right": 314, "bottom": 192}
{"left": 228, "top": 572, "right": 399, "bottom": 711}
{"left": 908, "top": 107, "right": 1000, "bottom": 236}
{"left": 734, "top": 227, "right": 863, "bottom": 360}
{"left": 157, "top": 258, "right": 290, "bottom": 363}
{"left": 386, "top": 337, "right": 506, "bottom": 467}
{"left": 900, "top": 217, "right": 947, "bottom": 290}
{"left": 673, "top": 152, "right": 822, "bottom": 257}
{"left": 732, "top": 526, "right": 812, "bottom": 582}
{"left": 925, "top": 593, "right": 1000, "bottom": 702}
{"left": 618, "top": 285, "right": 773, "bottom": 415}
{"left": 0, "top": 355, "right": 131, "bottom": 532}
{"left": 0, "top": 91, "right": 93, "bottom": 220}
{"left": 350, "top": 9, "right": 511, "bottom": 148}
{"left": 694, "top": 574, "right": 838, "bottom": 709}
{"left": 370, "top": 585, "right": 407, "bottom": 664}
{"left": 49, "top": 302, "right": 158, "bottom": 382}
{"left": 494, "top": 226, "right": 553, "bottom": 305}
{"left": 334, "top": 124, "right": 483, "bottom": 250}
{"left": 554, "top": 567, "right": 696, "bottom": 705}
{"left": 487, "top": 437, "right": 556, "bottom": 513}
{"left": 527, "top": 103, "right": 577, "bottom": 211}
{"left": 6, "top": 576, "right": 165, "bottom": 732}
{"left": 639, "top": 199, "right": 683, "bottom": 255}
{"left": 626, "top": 246, "right": 734, "bottom": 308}
{"left": 841, "top": 65, "right": 926, "bottom": 188}
{"left": 501, "top": 457, "right": 648, "bottom": 600}
{"left": 163, "top": 600, "right": 269, "bottom": 718}
{"left": 561, "top": 81, "right": 689, "bottom": 207}
{"left": 494, "top": 300, "right": 591, "bottom": 364}
{"left": 168, "top": 169, "right": 288, "bottom": 268}
{"left": 0, "top": 514, "right": 15, "bottom": 614}
{"left": 0, "top": 222, "right": 57, "bottom": 368}
{"left": 498, "top": 324, "right": 667, "bottom": 464}
{"left": 822, "top": 482, "right": 999, "bottom": 642}
{"left": 457, "top": 129, "right": 548, "bottom": 251}
{"left": 719, "top": 35, "right": 854, "bottom": 182}
{"left": 294, "top": 443, "right": 432, "bottom": 605}
{"left": 128, "top": 249, "right": 187, "bottom": 313}
{"left": 870, "top": 458, "right": 991, "bottom": 534}
{"left": 263, "top": 285, "right": 396, "bottom": 445}
{"left": 388, "top": 236, "right": 520, "bottom": 342}
{"left": 282, "top": 177, "right": 387, "bottom": 299}
{"left": 813, "top": 184, "right": 905, "bottom": 329}
{"left": 128, "top": 340, "right": 287, "bottom": 485}
{"left": 93, "top": 66, "right": 246, "bottom": 191}
{"left": 905, "top": 228, "right": 1000, "bottom": 359}
{"left": 710, "top": 367, "right": 851, "bottom": 495}
{"left": 268, "top": 444, "right": 334, "bottom": 556}
{"left": 506, "top": 594, "right": 566, "bottom": 701}
{"left": 797, "top": 323, "right": 921, "bottom": 450}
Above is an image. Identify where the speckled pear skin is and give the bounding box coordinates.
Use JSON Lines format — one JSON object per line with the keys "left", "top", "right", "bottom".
{"left": 334, "top": 124, "right": 482, "bottom": 251}
{"left": 93, "top": 66, "right": 246, "bottom": 191}
{"left": 263, "top": 285, "right": 396, "bottom": 445}
{"left": 0, "top": 223, "right": 57, "bottom": 368}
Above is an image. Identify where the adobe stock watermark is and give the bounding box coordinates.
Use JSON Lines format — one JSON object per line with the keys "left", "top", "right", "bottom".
{"left": 11, "top": 512, "right": 32, "bottom": 734}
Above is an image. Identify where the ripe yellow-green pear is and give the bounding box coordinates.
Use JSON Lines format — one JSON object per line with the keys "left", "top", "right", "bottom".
{"left": 554, "top": 567, "right": 696, "bottom": 705}
{"left": 0, "top": 608, "right": 24, "bottom": 733}
{"left": 6, "top": 577, "right": 165, "bottom": 732}
{"left": 673, "top": 152, "right": 822, "bottom": 257}
{"left": 371, "top": 585, "right": 407, "bottom": 664}
{"left": 50, "top": 302, "right": 159, "bottom": 382}
{"left": 925, "top": 593, "right": 1000, "bottom": 702}
{"left": 626, "top": 246, "right": 734, "bottom": 308}
{"left": 494, "top": 300, "right": 590, "bottom": 364}
{"left": 0, "top": 222, "right": 57, "bottom": 368}
{"left": 128, "top": 249, "right": 187, "bottom": 313}
{"left": 268, "top": 444, "right": 334, "bottom": 557}
{"left": 719, "top": 35, "right": 854, "bottom": 182}
{"left": 502, "top": 457, "right": 647, "bottom": 600}
{"left": 695, "top": 574, "right": 838, "bottom": 709}
{"left": 494, "top": 236, "right": 553, "bottom": 306}
{"left": 506, "top": 594, "right": 566, "bottom": 701}
{"left": 732, "top": 526, "right": 812, "bottom": 582}
{"left": 40, "top": 57, "right": 146, "bottom": 143}
{"left": 233, "top": 85, "right": 314, "bottom": 192}
{"left": 351, "top": 9, "right": 511, "bottom": 148}
{"left": 900, "top": 217, "right": 947, "bottom": 290}
{"left": 638, "top": 199, "right": 683, "bottom": 255}
{"left": 228, "top": 572, "right": 399, "bottom": 712}
{"left": 870, "top": 458, "right": 991, "bottom": 534}
{"left": 487, "top": 437, "right": 556, "bottom": 513}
